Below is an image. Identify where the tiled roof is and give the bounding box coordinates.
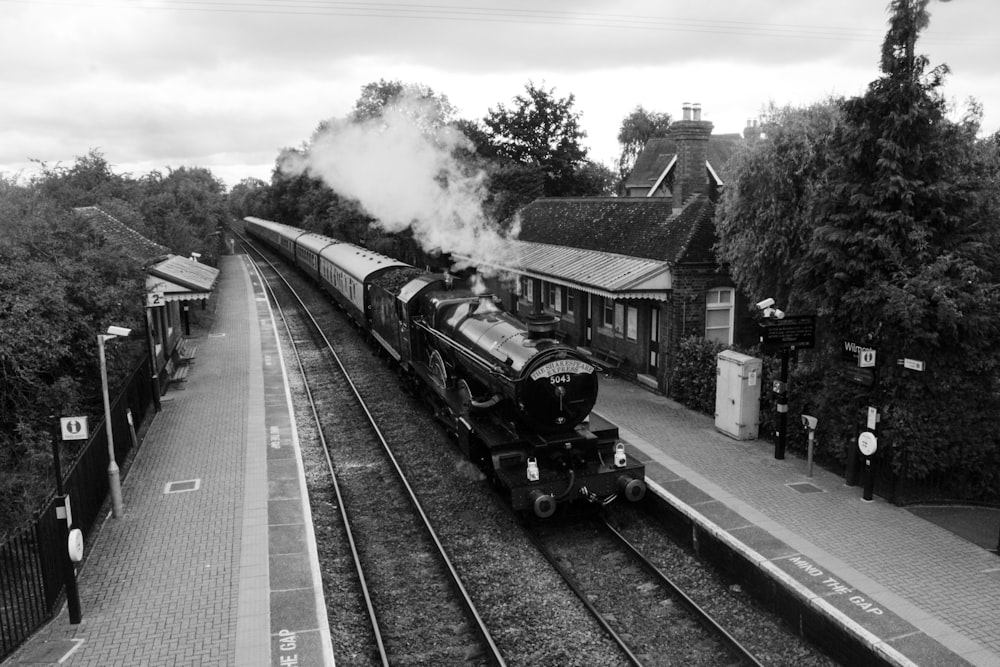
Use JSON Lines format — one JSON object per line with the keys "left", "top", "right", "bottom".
{"left": 623, "top": 134, "right": 742, "bottom": 191}
{"left": 74, "top": 206, "right": 170, "bottom": 263}
{"left": 513, "top": 196, "right": 717, "bottom": 264}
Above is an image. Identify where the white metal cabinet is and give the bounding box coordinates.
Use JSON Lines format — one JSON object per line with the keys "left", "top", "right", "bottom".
{"left": 714, "top": 350, "right": 762, "bottom": 440}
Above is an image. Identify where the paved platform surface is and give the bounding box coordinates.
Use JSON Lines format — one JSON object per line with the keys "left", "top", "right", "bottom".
{"left": 3, "top": 256, "right": 333, "bottom": 667}
{"left": 6, "top": 253, "right": 998, "bottom": 666}
{"left": 594, "top": 376, "right": 1000, "bottom": 667}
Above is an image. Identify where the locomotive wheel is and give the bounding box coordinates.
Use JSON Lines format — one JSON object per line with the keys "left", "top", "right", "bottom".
{"left": 429, "top": 350, "right": 448, "bottom": 389}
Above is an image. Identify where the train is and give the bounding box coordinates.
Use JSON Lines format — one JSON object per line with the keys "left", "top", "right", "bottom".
{"left": 243, "top": 216, "right": 646, "bottom": 518}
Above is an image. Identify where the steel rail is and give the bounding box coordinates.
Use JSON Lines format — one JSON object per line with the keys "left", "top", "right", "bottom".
{"left": 520, "top": 523, "right": 645, "bottom": 667}
{"left": 598, "top": 517, "right": 767, "bottom": 667}
{"left": 241, "top": 233, "right": 507, "bottom": 666}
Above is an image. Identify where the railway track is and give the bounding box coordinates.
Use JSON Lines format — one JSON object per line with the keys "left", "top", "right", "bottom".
{"left": 526, "top": 504, "right": 838, "bottom": 666}
{"left": 525, "top": 515, "right": 765, "bottom": 666}
{"left": 235, "top": 225, "right": 838, "bottom": 666}
{"left": 245, "top": 243, "right": 505, "bottom": 666}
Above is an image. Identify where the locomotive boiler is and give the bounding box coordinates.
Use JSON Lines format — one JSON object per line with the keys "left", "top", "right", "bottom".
{"left": 244, "top": 216, "right": 647, "bottom": 518}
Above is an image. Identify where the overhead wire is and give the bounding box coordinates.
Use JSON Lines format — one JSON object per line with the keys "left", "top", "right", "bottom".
{"left": 0, "top": 0, "right": 980, "bottom": 44}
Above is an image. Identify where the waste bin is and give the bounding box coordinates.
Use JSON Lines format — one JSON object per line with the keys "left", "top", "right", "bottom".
{"left": 714, "top": 349, "right": 762, "bottom": 440}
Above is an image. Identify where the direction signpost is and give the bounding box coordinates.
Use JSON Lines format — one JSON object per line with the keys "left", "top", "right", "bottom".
{"left": 52, "top": 417, "right": 83, "bottom": 624}
{"left": 759, "top": 315, "right": 815, "bottom": 459}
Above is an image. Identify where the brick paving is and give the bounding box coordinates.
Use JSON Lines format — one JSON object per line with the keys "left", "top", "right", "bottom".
{"left": 595, "top": 375, "right": 1000, "bottom": 667}
{"left": 3, "top": 256, "right": 330, "bottom": 667}
{"left": 7, "top": 256, "right": 257, "bottom": 666}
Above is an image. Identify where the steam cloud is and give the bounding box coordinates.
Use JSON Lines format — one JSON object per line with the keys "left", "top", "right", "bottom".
{"left": 280, "top": 96, "right": 517, "bottom": 275}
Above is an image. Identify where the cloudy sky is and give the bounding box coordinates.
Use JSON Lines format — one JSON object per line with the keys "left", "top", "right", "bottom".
{"left": 1, "top": 0, "right": 995, "bottom": 189}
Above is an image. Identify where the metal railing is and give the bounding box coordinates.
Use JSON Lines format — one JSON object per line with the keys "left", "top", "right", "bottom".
{"left": 0, "top": 356, "right": 156, "bottom": 660}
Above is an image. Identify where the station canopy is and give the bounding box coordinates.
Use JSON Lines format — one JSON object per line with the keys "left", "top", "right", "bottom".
{"left": 145, "top": 255, "right": 220, "bottom": 302}
{"left": 458, "top": 239, "right": 672, "bottom": 301}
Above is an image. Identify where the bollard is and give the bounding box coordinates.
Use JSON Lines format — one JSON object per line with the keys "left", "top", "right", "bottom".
{"left": 801, "top": 415, "right": 818, "bottom": 477}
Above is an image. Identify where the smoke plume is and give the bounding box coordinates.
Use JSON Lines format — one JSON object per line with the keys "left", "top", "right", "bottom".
{"left": 280, "top": 95, "right": 517, "bottom": 274}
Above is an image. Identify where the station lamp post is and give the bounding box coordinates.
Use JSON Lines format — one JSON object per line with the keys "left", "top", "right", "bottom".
{"left": 99, "top": 325, "right": 131, "bottom": 518}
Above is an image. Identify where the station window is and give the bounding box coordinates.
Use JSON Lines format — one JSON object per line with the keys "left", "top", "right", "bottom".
{"left": 565, "top": 290, "right": 575, "bottom": 316}
{"left": 705, "top": 287, "right": 735, "bottom": 345}
{"left": 626, "top": 306, "right": 638, "bottom": 341}
{"left": 613, "top": 303, "right": 625, "bottom": 336}
{"left": 547, "top": 284, "right": 564, "bottom": 313}
{"left": 603, "top": 298, "right": 615, "bottom": 328}
{"left": 520, "top": 277, "right": 534, "bottom": 303}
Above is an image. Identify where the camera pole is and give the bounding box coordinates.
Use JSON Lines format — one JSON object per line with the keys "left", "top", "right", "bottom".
{"left": 774, "top": 348, "right": 789, "bottom": 459}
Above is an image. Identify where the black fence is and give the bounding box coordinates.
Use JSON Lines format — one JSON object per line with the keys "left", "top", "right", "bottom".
{"left": 1, "top": 356, "right": 156, "bottom": 661}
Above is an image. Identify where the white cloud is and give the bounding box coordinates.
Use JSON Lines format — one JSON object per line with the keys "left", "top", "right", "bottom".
{"left": 1, "top": 0, "right": 996, "bottom": 189}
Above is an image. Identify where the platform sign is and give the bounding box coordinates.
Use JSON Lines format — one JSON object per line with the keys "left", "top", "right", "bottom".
{"left": 60, "top": 417, "right": 89, "bottom": 441}
{"left": 858, "top": 431, "right": 878, "bottom": 456}
{"left": 841, "top": 340, "right": 877, "bottom": 364}
{"left": 760, "top": 316, "right": 816, "bottom": 351}
{"left": 146, "top": 291, "right": 165, "bottom": 308}
{"left": 841, "top": 366, "right": 876, "bottom": 387}
{"left": 841, "top": 340, "right": 879, "bottom": 386}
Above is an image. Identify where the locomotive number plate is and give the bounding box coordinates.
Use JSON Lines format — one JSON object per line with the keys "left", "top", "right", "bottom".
{"left": 530, "top": 359, "right": 595, "bottom": 380}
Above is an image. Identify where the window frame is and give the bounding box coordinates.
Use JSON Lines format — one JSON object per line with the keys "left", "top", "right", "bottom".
{"left": 705, "top": 287, "right": 735, "bottom": 345}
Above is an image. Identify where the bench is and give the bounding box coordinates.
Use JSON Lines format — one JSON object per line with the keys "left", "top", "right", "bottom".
{"left": 578, "top": 347, "right": 626, "bottom": 375}
{"left": 169, "top": 363, "right": 190, "bottom": 384}
{"left": 175, "top": 339, "right": 197, "bottom": 366}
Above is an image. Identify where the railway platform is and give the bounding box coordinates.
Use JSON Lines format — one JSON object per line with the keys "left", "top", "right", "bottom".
{"left": 3, "top": 255, "right": 334, "bottom": 667}
{"left": 6, "top": 250, "right": 999, "bottom": 666}
{"left": 594, "top": 377, "right": 1000, "bottom": 667}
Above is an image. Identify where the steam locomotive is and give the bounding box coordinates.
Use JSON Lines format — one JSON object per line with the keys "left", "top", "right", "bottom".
{"left": 243, "top": 216, "right": 646, "bottom": 517}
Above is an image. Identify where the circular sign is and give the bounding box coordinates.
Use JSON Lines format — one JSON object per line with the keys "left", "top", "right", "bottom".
{"left": 858, "top": 431, "right": 878, "bottom": 456}
{"left": 60, "top": 416, "right": 89, "bottom": 441}
{"left": 67, "top": 528, "right": 84, "bottom": 562}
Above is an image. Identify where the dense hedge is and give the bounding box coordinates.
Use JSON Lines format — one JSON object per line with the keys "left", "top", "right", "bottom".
{"left": 668, "top": 337, "right": 727, "bottom": 415}
{"left": 667, "top": 336, "right": 1000, "bottom": 503}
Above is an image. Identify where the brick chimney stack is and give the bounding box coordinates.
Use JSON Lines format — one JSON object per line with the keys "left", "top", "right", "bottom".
{"left": 670, "top": 101, "right": 714, "bottom": 201}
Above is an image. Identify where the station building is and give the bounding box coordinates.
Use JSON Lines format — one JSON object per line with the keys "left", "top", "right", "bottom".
{"left": 74, "top": 206, "right": 219, "bottom": 394}
{"left": 469, "top": 104, "right": 758, "bottom": 394}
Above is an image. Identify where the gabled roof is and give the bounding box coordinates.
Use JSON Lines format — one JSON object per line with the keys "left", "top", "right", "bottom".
{"left": 623, "top": 134, "right": 742, "bottom": 192}
{"left": 146, "top": 255, "right": 219, "bottom": 302}
{"left": 472, "top": 241, "right": 672, "bottom": 301}
{"left": 457, "top": 196, "right": 719, "bottom": 299}
{"left": 75, "top": 205, "right": 219, "bottom": 302}
{"left": 74, "top": 206, "right": 170, "bottom": 263}
{"left": 514, "top": 196, "right": 717, "bottom": 264}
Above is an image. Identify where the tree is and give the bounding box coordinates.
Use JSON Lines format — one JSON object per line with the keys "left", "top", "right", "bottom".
{"left": 798, "top": 0, "right": 997, "bottom": 350}
{"left": 568, "top": 160, "right": 617, "bottom": 196}
{"left": 30, "top": 149, "right": 137, "bottom": 208}
{"left": 715, "top": 99, "right": 842, "bottom": 309}
{"left": 137, "top": 166, "right": 229, "bottom": 263}
{"left": 483, "top": 81, "right": 590, "bottom": 197}
{"left": 0, "top": 190, "right": 144, "bottom": 531}
{"left": 616, "top": 106, "right": 672, "bottom": 184}
{"left": 228, "top": 177, "right": 270, "bottom": 219}
{"left": 346, "top": 79, "right": 456, "bottom": 132}
{"left": 714, "top": 0, "right": 1000, "bottom": 493}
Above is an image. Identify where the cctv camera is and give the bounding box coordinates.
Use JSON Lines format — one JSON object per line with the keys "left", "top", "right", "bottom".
{"left": 801, "top": 415, "right": 818, "bottom": 430}
{"left": 771, "top": 308, "right": 786, "bottom": 320}
{"left": 756, "top": 298, "right": 775, "bottom": 310}
{"left": 107, "top": 326, "right": 132, "bottom": 337}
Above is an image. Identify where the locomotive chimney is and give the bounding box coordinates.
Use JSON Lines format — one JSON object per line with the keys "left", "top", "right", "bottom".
{"left": 524, "top": 313, "right": 560, "bottom": 340}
